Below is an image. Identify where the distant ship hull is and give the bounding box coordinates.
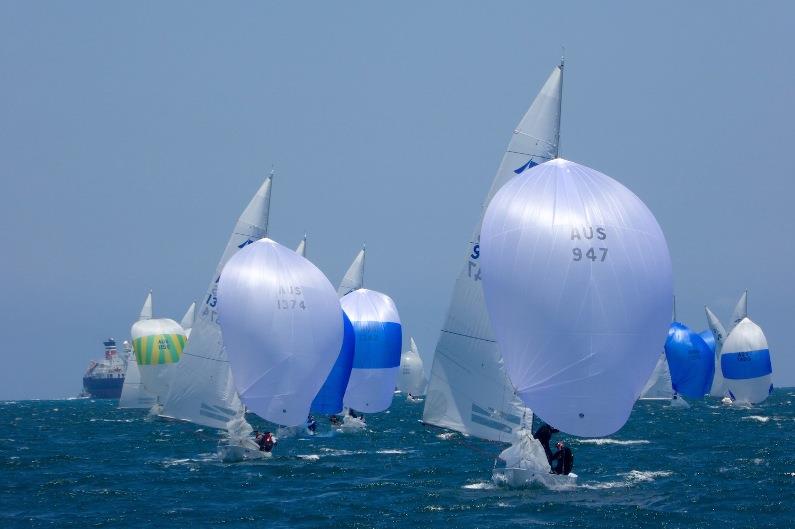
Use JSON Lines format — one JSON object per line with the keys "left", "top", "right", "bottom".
{"left": 82, "top": 375, "right": 125, "bottom": 399}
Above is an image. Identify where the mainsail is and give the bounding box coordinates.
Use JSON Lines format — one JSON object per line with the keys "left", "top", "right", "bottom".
{"left": 338, "top": 246, "right": 365, "bottom": 297}
{"left": 422, "top": 62, "right": 563, "bottom": 442}
{"left": 180, "top": 302, "right": 196, "bottom": 338}
{"left": 161, "top": 174, "right": 273, "bottom": 428}
{"left": 119, "top": 292, "right": 157, "bottom": 409}
{"left": 295, "top": 233, "right": 307, "bottom": 258}
{"left": 705, "top": 306, "right": 728, "bottom": 397}
{"left": 639, "top": 352, "right": 673, "bottom": 400}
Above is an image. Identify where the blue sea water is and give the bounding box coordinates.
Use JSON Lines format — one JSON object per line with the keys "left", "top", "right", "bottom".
{"left": 2, "top": 391, "right": 794, "bottom": 528}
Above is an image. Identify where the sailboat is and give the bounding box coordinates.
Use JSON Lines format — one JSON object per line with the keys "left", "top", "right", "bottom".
{"left": 705, "top": 290, "right": 747, "bottom": 398}
{"left": 398, "top": 337, "right": 427, "bottom": 400}
{"left": 422, "top": 61, "right": 564, "bottom": 444}
{"left": 480, "top": 158, "right": 673, "bottom": 485}
{"left": 722, "top": 317, "right": 772, "bottom": 405}
{"left": 341, "top": 289, "right": 402, "bottom": 413}
{"left": 217, "top": 237, "right": 343, "bottom": 455}
{"left": 119, "top": 292, "right": 157, "bottom": 409}
{"left": 160, "top": 174, "right": 273, "bottom": 438}
{"left": 129, "top": 291, "right": 187, "bottom": 412}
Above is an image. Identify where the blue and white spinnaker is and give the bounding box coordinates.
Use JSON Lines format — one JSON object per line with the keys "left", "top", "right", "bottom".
{"left": 342, "top": 289, "right": 402, "bottom": 413}
{"left": 721, "top": 317, "right": 773, "bottom": 405}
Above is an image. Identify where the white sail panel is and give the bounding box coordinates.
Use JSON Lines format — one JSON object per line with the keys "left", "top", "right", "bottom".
{"left": 119, "top": 294, "right": 157, "bottom": 408}
{"left": 480, "top": 158, "right": 674, "bottom": 437}
{"left": 639, "top": 352, "right": 673, "bottom": 400}
{"left": 342, "top": 289, "right": 402, "bottom": 413}
{"left": 161, "top": 175, "right": 272, "bottom": 429}
{"left": 705, "top": 306, "right": 728, "bottom": 397}
{"left": 338, "top": 247, "right": 365, "bottom": 297}
{"left": 423, "top": 63, "right": 563, "bottom": 442}
{"left": 721, "top": 317, "right": 772, "bottom": 404}
{"left": 728, "top": 290, "right": 748, "bottom": 332}
{"left": 398, "top": 337, "right": 427, "bottom": 396}
{"left": 218, "top": 238, "right": 343, "bottom": 427}
{"left": 139, "top": 291, "right": 153, "bottom": 321}
{"left": 295, "top": 234, "right": 307, "bottom": 258}
{"left": 180, "top": 302, "right": 196, "bottom": 338}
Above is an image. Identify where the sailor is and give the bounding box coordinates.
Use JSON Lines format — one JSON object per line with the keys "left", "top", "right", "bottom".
{"left": 550, "top": 441, "right": 574, "bottom": 475}
{"left": 307, "top": 414, "right": 317, "bottom": 434}
{"left": 258, "top": 431, "right": 275, "bottom": 452}
{"left": 329, "top": 415, "right": 341, "bottom": 426}
{"left": 533, "top": 422, "right": 559, "bottom": 462}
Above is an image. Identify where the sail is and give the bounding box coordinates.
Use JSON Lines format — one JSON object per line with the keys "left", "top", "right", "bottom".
{"left": 311, "top": 311, "right": 355, "bottom": 414}
{"left": 729, "top": 290, "right": 748, "bottom": 332}
{"left": 721, "top": 317, "right": 773, "bottom": 404}
{"left": 139, "top": 291, "right": 153, "bottom": 321}
{"left": 295, "top": 234, "right": 307, "bottom": 258}
{"left": 423, "top": 63, "right": 562, "bottom": 442}
{"left": 180, "top": 302, "right": 196, "bottom": 338}
{"left": 342, "top": 289, "right": 402, "bottom": 413}
{"left": 130, "top": 318, "right": 187, "bottom": 402}
{"left": 338, "top": 247, "right": 365, "bottom": 297}
{"left": 217, "top": 238, "right": 343, "bottom": 427}
{"left": 119, "top": 294, "right": 157, "bottom": 408}
{"left": 705, "top": 306, "right": 728, "bottom": 397}
{"left": 161, "top": 175, "right": 272, "bottom": 429}
{"left": 639, "top": 352, "right": 673, "bottom": 400}
{"left": 480, "top": 158, "right": 673, "bottom": 437}
{"left": 664, "top": 322, "right": 715, "bottom": 399}
{"left": 398, "top": 337, "right": 427, "bottom": 396}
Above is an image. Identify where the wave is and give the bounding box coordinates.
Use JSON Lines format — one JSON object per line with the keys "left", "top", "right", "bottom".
{"left": 742, "top": 415, "right": 770, "bottom": 423}
{"left": 376, "top": 449, "right": 411, "bottom": 455}
{"left": 577, "top": 439, "right": 650, "bottom": 446}
{"left": 436, "top": 432, "right": 457, "bottom": 440}
{"left": 579, "top": 470, "right": 672, "bottom": 490}
{"left": 297, "top": 454, "right": 320, "bottom": 461}
{"left": 462, "top": 481, "right": 496, "bottom": 490}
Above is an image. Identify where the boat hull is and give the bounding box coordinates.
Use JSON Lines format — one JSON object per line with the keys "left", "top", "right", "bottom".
{"left": 82, "top": 376, "right": 124, "bottom": 399}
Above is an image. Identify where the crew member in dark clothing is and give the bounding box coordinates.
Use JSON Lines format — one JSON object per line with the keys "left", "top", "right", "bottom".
{"left": 534, "top": 423, "right": 560, "bottom": 462}
{"left": 257, "top": 432, "right": 275, "bottom": 452}
{"left": 550, "top": 441, "right": 574, "bottom": 475}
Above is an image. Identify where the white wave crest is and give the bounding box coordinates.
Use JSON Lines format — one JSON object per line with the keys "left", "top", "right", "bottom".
{"left": 462, "top": 481, "right": 496, "bottom": 490}
{"left": 578, "top": 439, "right": 650, "bottom": 446}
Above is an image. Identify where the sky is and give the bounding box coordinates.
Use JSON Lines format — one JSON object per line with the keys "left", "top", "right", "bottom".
{"left": 1, "top": 1, "right": 792, "bottom": 399}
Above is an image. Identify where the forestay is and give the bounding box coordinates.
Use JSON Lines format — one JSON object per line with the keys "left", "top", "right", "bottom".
{"left": 161, "top": 175, "right": 272, "bottom": 429}
{"left": 422, "top": 63, "right": 563, "bottom": 443}
{"left": 342, "top": 289, "right": 402, "bottom": 413}
{"left": 480, "top": 158, "right": 673, "bottom": 437}
{"left": 218, "top": 238, "right": 343, "bottom": 426}
{"left": 721, "top": 317, "right": 773, "bottom": 404}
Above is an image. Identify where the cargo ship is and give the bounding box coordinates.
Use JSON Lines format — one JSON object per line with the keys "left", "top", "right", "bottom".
{"left": 82, "top": 338, "right": 127, "bottom": 399}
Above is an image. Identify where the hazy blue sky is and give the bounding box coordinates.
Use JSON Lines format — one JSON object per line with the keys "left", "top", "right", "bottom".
{"left": 1, "top": 2, "right": 792, "bottom": 399}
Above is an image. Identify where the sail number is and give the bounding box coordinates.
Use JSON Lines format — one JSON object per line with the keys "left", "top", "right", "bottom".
{"left": 276, "top": 285, "right": 306, "bottom": 310}
{"left": 468, "top": 242, "right": 482, "bottom": 281}
{"left": 571, "top": 226, "right": 608, "bottom": 262}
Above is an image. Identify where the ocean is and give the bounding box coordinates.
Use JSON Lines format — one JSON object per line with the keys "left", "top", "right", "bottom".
{"left": 2, "top": 391, "right": 793, "bottom": 528}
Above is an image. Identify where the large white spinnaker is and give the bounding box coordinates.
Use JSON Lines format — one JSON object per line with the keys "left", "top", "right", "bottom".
{"left": 480, "top": 158, "right": 674, "bottom": 437}
{"left": 218, "top": 238, "right": 343, "bottom": 426}
{"left": 131, "top": 317, "right": 187, "bottom": 403}
{"left": 161, "top": 175, "right": 273, "bottom": 429}
{"left": 119, "top": 292, "right": 157, "bottom": 409}
{"left": 398, "top": 337, "right": 427, "bottom": 396}
{"left": 422, "top": 62, "right": 563, "bottom": 442}
{"left": 639, "top": 352, "right": 674, "bottom": 400}
{"left": 338, "top": 246, "right": 365, "bottom": 297}
{"left": 705, "top": 306, "right": 728, "bottom": 397}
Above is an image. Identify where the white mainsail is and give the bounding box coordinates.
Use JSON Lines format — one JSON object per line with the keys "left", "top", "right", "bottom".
{"left": 639, "top": 352, "right": 674, "bottom": 400}
{"left": 295, "top": 233, "right": 307, "bottom": 258}
{"left": 705, "top": 306, "right": 728, "bottom": 397}
{"left": 160, "top": 174, "right": 273, "bottom": 429}
{"left": 728, "top": 290, "right": 748, "bottom": 333}
{"left": 338, "top": 246, "right": 365, "bottom": 297}
{"left": 119, "top": 293, "right": 157, "bottom": 409}
{"left": 180, "top": 302, "right": 196, "bottom": 338}
{"left": 422, "top": 62, "right": 563, "bottom": 443}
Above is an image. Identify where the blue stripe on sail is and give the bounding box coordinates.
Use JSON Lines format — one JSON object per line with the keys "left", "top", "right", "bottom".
{"left": 721, "top": 349, "right": 772, "bottom": 380}
{"left": 311, "top": 312, "right": 355, "bottom": 414}
{"left": 351, "top": 321, "right": 402, "bottom": 369}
